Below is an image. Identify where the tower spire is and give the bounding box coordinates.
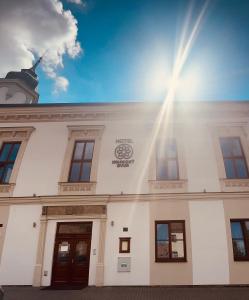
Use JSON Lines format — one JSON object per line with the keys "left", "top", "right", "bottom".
{"left": 30, "top": 56, "right": 42, "bottom": 72}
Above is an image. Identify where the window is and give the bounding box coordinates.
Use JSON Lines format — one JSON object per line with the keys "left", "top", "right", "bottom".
{"left": 155, "top": 220, "right": 186, "bottom": 262}
{"left": 0, "top": 142, "right": 21, "bottom": 184}
{"left": 230, "top": 219, "right": 249, "bottom": 261}
{"left": 68, "top": 141, "right": 95, "bottom": 182}
{"left": 220, "top": 137, "right": 249, "bottom": 179}
{"left": 156, "top": 139, "right": 179, "bottom": 180}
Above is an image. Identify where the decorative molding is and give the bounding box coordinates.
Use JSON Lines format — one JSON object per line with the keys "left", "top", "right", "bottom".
{"left": 220, "top": 178, "right": 249, "bottom": 192}
{"left": 0, "top": 126, "right": 34, "bottom": 141}
{"left": 0, "top": 184, "right": 15, "bottom": 197}
{"left": 0, "top": 112, "right": 118, "bottom": 123}
{"left": 1, "top": 101, "right": 249, "bottom": 123}
{"left": 2, "top": 191, "right": 249, "bottom": 205}
{"left": 58, "top": 182, "right": 97, "bottom": 195}
{"left": 68, "top": 125, "right": 105, "bottom": 140}
{"left": 42, "top": 205, "right": 106, "bottom": 216}
{"left": 149, "top": 180, "right": 187, "bottom": 193}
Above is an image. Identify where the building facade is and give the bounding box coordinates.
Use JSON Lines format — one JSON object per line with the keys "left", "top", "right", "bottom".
{"left": 0, "top": 67, "right": 249, "bottom": 287}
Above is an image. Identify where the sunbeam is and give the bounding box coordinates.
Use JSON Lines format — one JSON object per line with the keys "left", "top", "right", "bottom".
{"left": 134, "top": 0, "right": 210, "bottom": 196}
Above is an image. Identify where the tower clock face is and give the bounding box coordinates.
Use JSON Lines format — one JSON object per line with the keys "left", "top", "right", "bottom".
{"left": 0, "top": 86, "right": 27, "bottom": 104}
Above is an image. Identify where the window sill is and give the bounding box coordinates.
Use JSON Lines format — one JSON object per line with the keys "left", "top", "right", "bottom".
{"left": 0, "top": 183, "right": 15, "bottom": 197}
{"left": 58, "top": 182, "right": 96, "bottom": 195}
{"left": 149, "top": 180, "right": 187, "bottom": 193}
{"left": 220, "top": 178, "right": 249, "bottom": 192}
{"left": 155, "top": 258, "right": 187, "bottom": 263}
{"left": 233, "top": 257, "right": 249, "bottom": 262}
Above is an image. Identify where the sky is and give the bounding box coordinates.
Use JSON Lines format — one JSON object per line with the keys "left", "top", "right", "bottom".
{"left": 1, "top": 0, "right": 249, "bottom": 103}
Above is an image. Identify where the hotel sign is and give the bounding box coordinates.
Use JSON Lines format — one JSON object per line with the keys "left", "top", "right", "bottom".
{"left": 112, "top": 139, "right": 135, "bottom": 168}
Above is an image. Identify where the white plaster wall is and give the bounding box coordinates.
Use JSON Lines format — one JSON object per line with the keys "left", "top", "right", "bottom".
{"left": 183, "top": 123, "right": 220, "bottom": 193}
{"left": 104, "top": 202, "right": 149, "bottom": 285}
{"left": 0, "top": 205, "right": 41, "bottom": 285}
{"left": 42, "top": 219, "right": 99, "bottom": 286}
{"left": 96, "top": 121, "right": 150, "bottom": 194}
{"left": 189, "top": 201, "right": 229, "bottom": 284}
{"left": 3, "top": 119, "right": 151, "bottom": 197}
{"left": 13, "top": 123, "right": 68, "bottom": 197}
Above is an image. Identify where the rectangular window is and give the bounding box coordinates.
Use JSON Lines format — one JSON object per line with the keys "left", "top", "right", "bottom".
{"left": 156, "top": 139, "right": 179, "bottom": 180}
{"left": 220, "top": 137, "right": 249, "bottom": 179}
{"left": 0, "top": 142, "right": 21, "bottom": 184}
{"left": 155, "top": 220, "right": 186, "bottom": 262}
{"left": 230, "top": 219, "right": 249, "bottom": 261}
{"left": 68, "top": 141, "right": 94, "bottom": 182}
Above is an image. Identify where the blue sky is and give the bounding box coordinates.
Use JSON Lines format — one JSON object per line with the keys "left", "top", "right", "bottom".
{"left": 38, "top": 0, "right": 249, "bottom": 103}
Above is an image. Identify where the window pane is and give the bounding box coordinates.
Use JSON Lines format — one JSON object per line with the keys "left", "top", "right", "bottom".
{"left": 69, "top": 162, "right": 81, "bottom": 182}
{"left": 84, "top": 142, "right": 94, "bottom": 160}
{"left": 231, "top": 139, "right": 242, "bottom": 156}
{"left": 157, "top": 241, "right": 169, "bottom": 258}
{"left": 245, "top": 221, "right": 249, "bottom": 238}
{"left": 167, "top": 160, "right": 178, "bottom": 180}
{"left": 0, "top": 167, "right": 4, "bottom": 180}
{"left": 170, "top": 222, "right": 183, "bottom": 234}
{"left": 80, "top": 162, "right": 91, "bottom": 181}
{"left": 75, "top": 241, "right": 88, "bottom": 263}
{"left": 220, "top": 138, "right": 233, "bottom": 157}
{"left": 166, "top": 141, "right": 177, "bottom": 158}
{"left": 156, "top": 164, "right": 167, "bottom": 180}
{"left": 74, "top": 142, "right": 85, "bottom": 160}
{"left": 8, "top": 143, "right": 20, "bottom": 161}
{"left": 171, "top": 240, "right": 184, "bottom": 258}
{"left": 231, "top": 222, "right": 244, "bottom": 239}
{"left": 0, "top": 143, "right": 12, "bottom": 162}
{"left": 224, "top": 159, "right": 236, "bottom": 178}
{"left": 235, "top": 159, "right": 248, "bottom": 178}
{"left": 58, "top": 223, "right": 92, "bottom": 234}
{"left": 157, "top": 223, "right": 169, "bottom": 241}
{"left": 232, "top": 239, "right": 247, "bottom": 258}
{"left": 2, "top": 163, "right": 13, "bottom": 183}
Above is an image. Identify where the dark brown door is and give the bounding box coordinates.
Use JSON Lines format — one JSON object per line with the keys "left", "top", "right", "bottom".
{"left": 51, "top": 222, "right": 92, "bottom": 286}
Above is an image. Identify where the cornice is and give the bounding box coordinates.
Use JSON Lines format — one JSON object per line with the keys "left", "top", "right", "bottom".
{"left": 0, "top": 101, "right": 249, "bottom": 123}
{"left": 0, "top": 191, "right": 249, "bottom": 205}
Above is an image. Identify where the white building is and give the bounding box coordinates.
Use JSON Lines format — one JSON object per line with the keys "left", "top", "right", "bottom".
{"left": 0, "top": 63, "right": 249, "bottom": 287}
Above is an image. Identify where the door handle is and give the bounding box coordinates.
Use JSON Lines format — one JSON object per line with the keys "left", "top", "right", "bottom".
{"left": 72, "top": 258, "right": 74, "bottom": 264}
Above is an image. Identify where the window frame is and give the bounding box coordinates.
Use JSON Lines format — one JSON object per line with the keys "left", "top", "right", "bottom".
{"left": 155, "top": 220, "right": 187, "bottom": 263}
{"left": 220, "top": 137, "right": 249, "bottom": 179}
{"left": 58, "top": 125, "right": 104, "bottom": 195}
{"left": 156, "top": 138, "right": 179, "bottom": 181}
{"left": 119, "top": 237, "right": 131, "bottom": 254}
{"left": 0, "top": 141, "right": 21, "bottom": 184}
{"left": 230, "top": 218, "right": 249, "bottom": 261}
{"left": 68, "top": 140, "right": 95, "bottom": 183}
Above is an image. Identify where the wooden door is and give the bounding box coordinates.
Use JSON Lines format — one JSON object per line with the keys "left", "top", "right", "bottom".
{"left": 51, "top": 222, "right": 92, "bottom": 286}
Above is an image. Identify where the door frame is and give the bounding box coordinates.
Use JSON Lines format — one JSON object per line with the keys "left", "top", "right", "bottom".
{"left": 51, "top": 221, "right": 93, "bottom": 287}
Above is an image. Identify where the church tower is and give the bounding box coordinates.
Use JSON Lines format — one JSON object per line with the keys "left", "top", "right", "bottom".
{"left": 0, "top": 57, "right": 42, "bottom": 104}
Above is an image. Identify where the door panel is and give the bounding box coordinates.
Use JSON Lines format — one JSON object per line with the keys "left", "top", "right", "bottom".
{"left": 51, "top": 222, "right": 92, "bottom": 286}
{"left": 71, "top": 239, "right": 91, "bottom": 284}
{"left": 52, "top": 239, "right": 74, "bottom": 285}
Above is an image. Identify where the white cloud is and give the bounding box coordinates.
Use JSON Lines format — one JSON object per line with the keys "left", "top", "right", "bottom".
{"left": 0, "top": 0, "right": 82, "bottom": 93}
{"left": 54, "top": 76, "right": 69, "bottom": 93}
{"left": 67, "top": 0, "right": 84, "bottom": 5}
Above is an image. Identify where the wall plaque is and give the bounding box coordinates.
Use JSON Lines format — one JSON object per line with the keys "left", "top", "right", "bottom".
{"left": 112, "top": 139, "right": 135, "bottom": 168}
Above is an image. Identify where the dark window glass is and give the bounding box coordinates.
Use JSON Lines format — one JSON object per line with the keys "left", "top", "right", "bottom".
{"left": 155, "top": 221, "right": 186, "bottom": 262}
{"left": 69, "top": 141, "right": 94, "bottom": 182}
{"left": 220, "top": 137, "right": 248, "bottom": 179}
{"left": 231, "top": 220, "right": 249, "bottom": 260}
{"left": 58, "top": 222, "right": 92, "bottom": 234}
{"left": 156, "top": 139, "right": 179, "bottom": 180}
{"left": 0, "top": 142, "right": 21, "bottom": 184}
